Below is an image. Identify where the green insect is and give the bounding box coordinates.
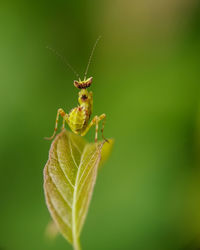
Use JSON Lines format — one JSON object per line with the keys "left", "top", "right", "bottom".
{"left": 45, "top": 37, "right": 107, "bottom": 142}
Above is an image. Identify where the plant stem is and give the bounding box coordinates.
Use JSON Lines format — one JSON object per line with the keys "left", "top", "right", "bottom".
{"left": 74, "top": 238, "right": 81, "bottom": 250}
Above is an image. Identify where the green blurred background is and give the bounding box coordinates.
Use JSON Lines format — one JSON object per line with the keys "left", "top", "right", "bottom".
{"left": 1, "top": 0, "right": 200, "bottom": 249}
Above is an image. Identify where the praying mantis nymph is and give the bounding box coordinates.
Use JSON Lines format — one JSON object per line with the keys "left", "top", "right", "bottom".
{"left": 45, "top": 37, "right": 108, "bottom": 142}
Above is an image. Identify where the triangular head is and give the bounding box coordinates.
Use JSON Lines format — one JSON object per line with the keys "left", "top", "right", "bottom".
{"left": 74, "top": 77, "right": 93, "bottom": 89}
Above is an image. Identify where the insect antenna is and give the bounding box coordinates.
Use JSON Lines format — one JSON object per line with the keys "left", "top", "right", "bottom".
{"left": 84, "top": 35, "right": 101, "bottom": 80}
{"left": 46, "top": 46, "right": 80, "bottom": 79}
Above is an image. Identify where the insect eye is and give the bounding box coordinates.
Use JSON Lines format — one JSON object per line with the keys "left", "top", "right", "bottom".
{"left": 81, "top": 95, "right": 88, "bottom": 100}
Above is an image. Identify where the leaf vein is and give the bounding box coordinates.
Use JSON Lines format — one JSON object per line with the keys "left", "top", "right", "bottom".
{"left": 70, "top": 136, "right": 82, "bottom": 154}
{"left": 46, "top": 191, "right": 72, "bottom": 230}
{"left": 76, "top": 154, "right": 97, "bottom": 202}
{"left": 47, "top": 165, "right": 73, "bottom": 209}
{"left": 77, "top": 147, "right": 99, "bottom": 187}
{"left": 68, "top": 135, "right": 78, "bottom": 169}
{"left": 56, "top": 148, "right": 75, "bottom": 189}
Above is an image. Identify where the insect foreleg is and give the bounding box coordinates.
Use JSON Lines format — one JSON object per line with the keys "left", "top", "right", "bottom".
{"left": 45, "top": 108, "right": 67, "bottom": 140}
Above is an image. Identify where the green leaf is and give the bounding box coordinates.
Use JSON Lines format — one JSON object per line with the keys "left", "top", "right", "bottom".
{"left": 99, "top": 139, "right": 114, "bottom": 168}
{"left": 43, "top": 129, "right": 111, "bottom": 250}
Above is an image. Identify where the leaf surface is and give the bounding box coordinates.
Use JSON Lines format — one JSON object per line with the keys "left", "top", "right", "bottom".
{"left": 44, "top": 130, "right": 105, "bottom": 250}
{"left": 99, "top": 139, "right": 114, "bottom": 168}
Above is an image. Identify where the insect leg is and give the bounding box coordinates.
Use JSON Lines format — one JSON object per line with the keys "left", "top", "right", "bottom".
{"left": 81, "top": 114, "right": 107, "bottom": 142}
{"left": 62, "top": 114, "right": 69, "bottom": 129}
{"left": 81, "top": 116, "right": 98, "bottom": 138}
{"left": 95, "top": 118, "right": 99, "bottom": 142}
{"left": 45, "top": 108, "right": 66, "bottom": 140}
{"left": 99, "top": 114, "right": 108, "bottom": 142}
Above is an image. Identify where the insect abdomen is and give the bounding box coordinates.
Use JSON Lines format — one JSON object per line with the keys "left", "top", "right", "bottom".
{"left": 68, "top": 107, "right": 88, "bottom": 134}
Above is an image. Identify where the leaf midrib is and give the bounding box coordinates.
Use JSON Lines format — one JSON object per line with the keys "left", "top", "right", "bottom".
{"left": 71, "top": 144, "right": 87, "bottom": 248}
{"left": 71, "top": 143, "right": 102, "bottom": 246}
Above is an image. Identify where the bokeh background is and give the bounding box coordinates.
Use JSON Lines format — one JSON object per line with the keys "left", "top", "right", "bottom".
{"left": 1, "top": 0, "right": 200, "bottom": 250}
